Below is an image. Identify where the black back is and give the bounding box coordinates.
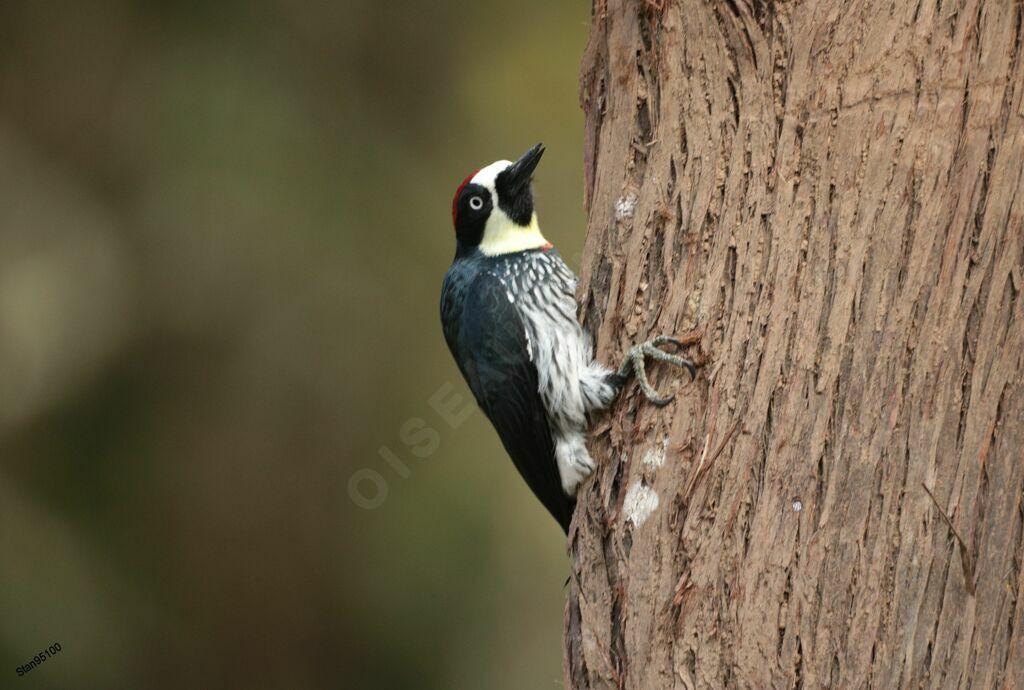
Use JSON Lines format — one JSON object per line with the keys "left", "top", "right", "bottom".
{"left": 441, "top": 253, "right": 573, "bottom": 532}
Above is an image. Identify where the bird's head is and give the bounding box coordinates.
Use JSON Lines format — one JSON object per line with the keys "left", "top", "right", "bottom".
{"left": 451, "top": 143, "right": 548, "bottom": 255}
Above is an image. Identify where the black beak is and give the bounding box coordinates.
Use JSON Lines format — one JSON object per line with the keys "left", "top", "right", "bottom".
{"left": 503, "top": 143, "right": 545, "bottom": 194}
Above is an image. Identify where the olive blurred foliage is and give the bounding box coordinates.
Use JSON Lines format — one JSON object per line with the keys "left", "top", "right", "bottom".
{"left": 0, "top": 2, "right": 589, "bottom": 688}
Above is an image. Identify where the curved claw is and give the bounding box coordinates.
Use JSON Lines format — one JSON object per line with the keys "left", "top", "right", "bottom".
{"left": 640, "top": 344, "right": 696, "bottom": 383}
{"left": 650, "top": 391, "right": 676, "bottom": 407}
{"left": 615, "top": 334, "right": 699, "bottom": 407}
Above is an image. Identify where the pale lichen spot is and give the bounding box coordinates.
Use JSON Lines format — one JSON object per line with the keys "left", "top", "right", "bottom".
{"left": 615, "top": 193, "right": 638, "bottom": 221}
{"left": 623, "top": 481, "right": 659, "bottom": 527}
{"left": 642, "top": 446, "right": 665, "bottom": 469}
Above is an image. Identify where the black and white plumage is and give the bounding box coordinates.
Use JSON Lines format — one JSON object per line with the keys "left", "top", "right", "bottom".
{"left": 442, "top": 245, "right": 617, "bottom": 531}
{"left": 441, "top": 144, "right": 695, "bottom": 533}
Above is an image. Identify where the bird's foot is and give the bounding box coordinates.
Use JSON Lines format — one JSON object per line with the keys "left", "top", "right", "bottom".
{"left": 615, "top": 335, "right": 696, "bottom": 406}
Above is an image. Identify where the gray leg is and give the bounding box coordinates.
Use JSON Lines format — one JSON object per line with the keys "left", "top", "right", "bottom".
{"left": 613, "top": 336, "right": 696, "bottom": 406}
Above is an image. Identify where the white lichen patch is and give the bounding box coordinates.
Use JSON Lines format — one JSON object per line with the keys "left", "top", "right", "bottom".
{"left": 615, "top": 193, "right": 638, "bottom": 221}
{"left": 623, "top": 481, "right": 659, "bottom": 527}
{"left": 642, "top": 446, "right": 665, "bottom": 469}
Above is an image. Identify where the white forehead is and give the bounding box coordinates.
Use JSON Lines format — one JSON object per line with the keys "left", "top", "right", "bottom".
{"left": 471, "top": 160, "right": 512, "bottom": 191}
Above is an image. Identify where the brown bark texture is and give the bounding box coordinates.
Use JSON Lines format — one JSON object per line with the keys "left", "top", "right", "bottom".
{"left": 567, "top": 0, "right": 1024, "bottom": 688}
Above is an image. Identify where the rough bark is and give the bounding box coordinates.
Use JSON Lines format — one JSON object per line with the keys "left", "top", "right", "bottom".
{"left": 566, "top": 0, "right": 1024, "bottom": 688}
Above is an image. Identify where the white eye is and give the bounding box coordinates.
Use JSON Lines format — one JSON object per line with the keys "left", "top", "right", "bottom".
{"left": 469, "top": 196, "right": 484, "bottom": 210}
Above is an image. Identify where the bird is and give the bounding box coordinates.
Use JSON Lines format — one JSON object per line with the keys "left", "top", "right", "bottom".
{"left": 440, "top": 143, "right": 695, "bottom": 533}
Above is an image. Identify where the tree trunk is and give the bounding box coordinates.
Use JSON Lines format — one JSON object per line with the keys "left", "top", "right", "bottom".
{"left": 566, "top": 0, "right": 1024, "bottom": 687}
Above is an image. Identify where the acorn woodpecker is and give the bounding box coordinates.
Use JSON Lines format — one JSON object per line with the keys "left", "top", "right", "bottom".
{"left": 440, "top": 143, "right": 695, "bottom": 532}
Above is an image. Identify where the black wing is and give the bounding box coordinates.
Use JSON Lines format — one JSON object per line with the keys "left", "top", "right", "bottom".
{"left": 450, "top": 272, "right": 573, "bottom": 532}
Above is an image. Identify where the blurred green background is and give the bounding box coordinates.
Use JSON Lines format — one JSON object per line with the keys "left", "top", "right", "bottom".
{"left": 0, "top": 3, "right": 589, "bottom": 688}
